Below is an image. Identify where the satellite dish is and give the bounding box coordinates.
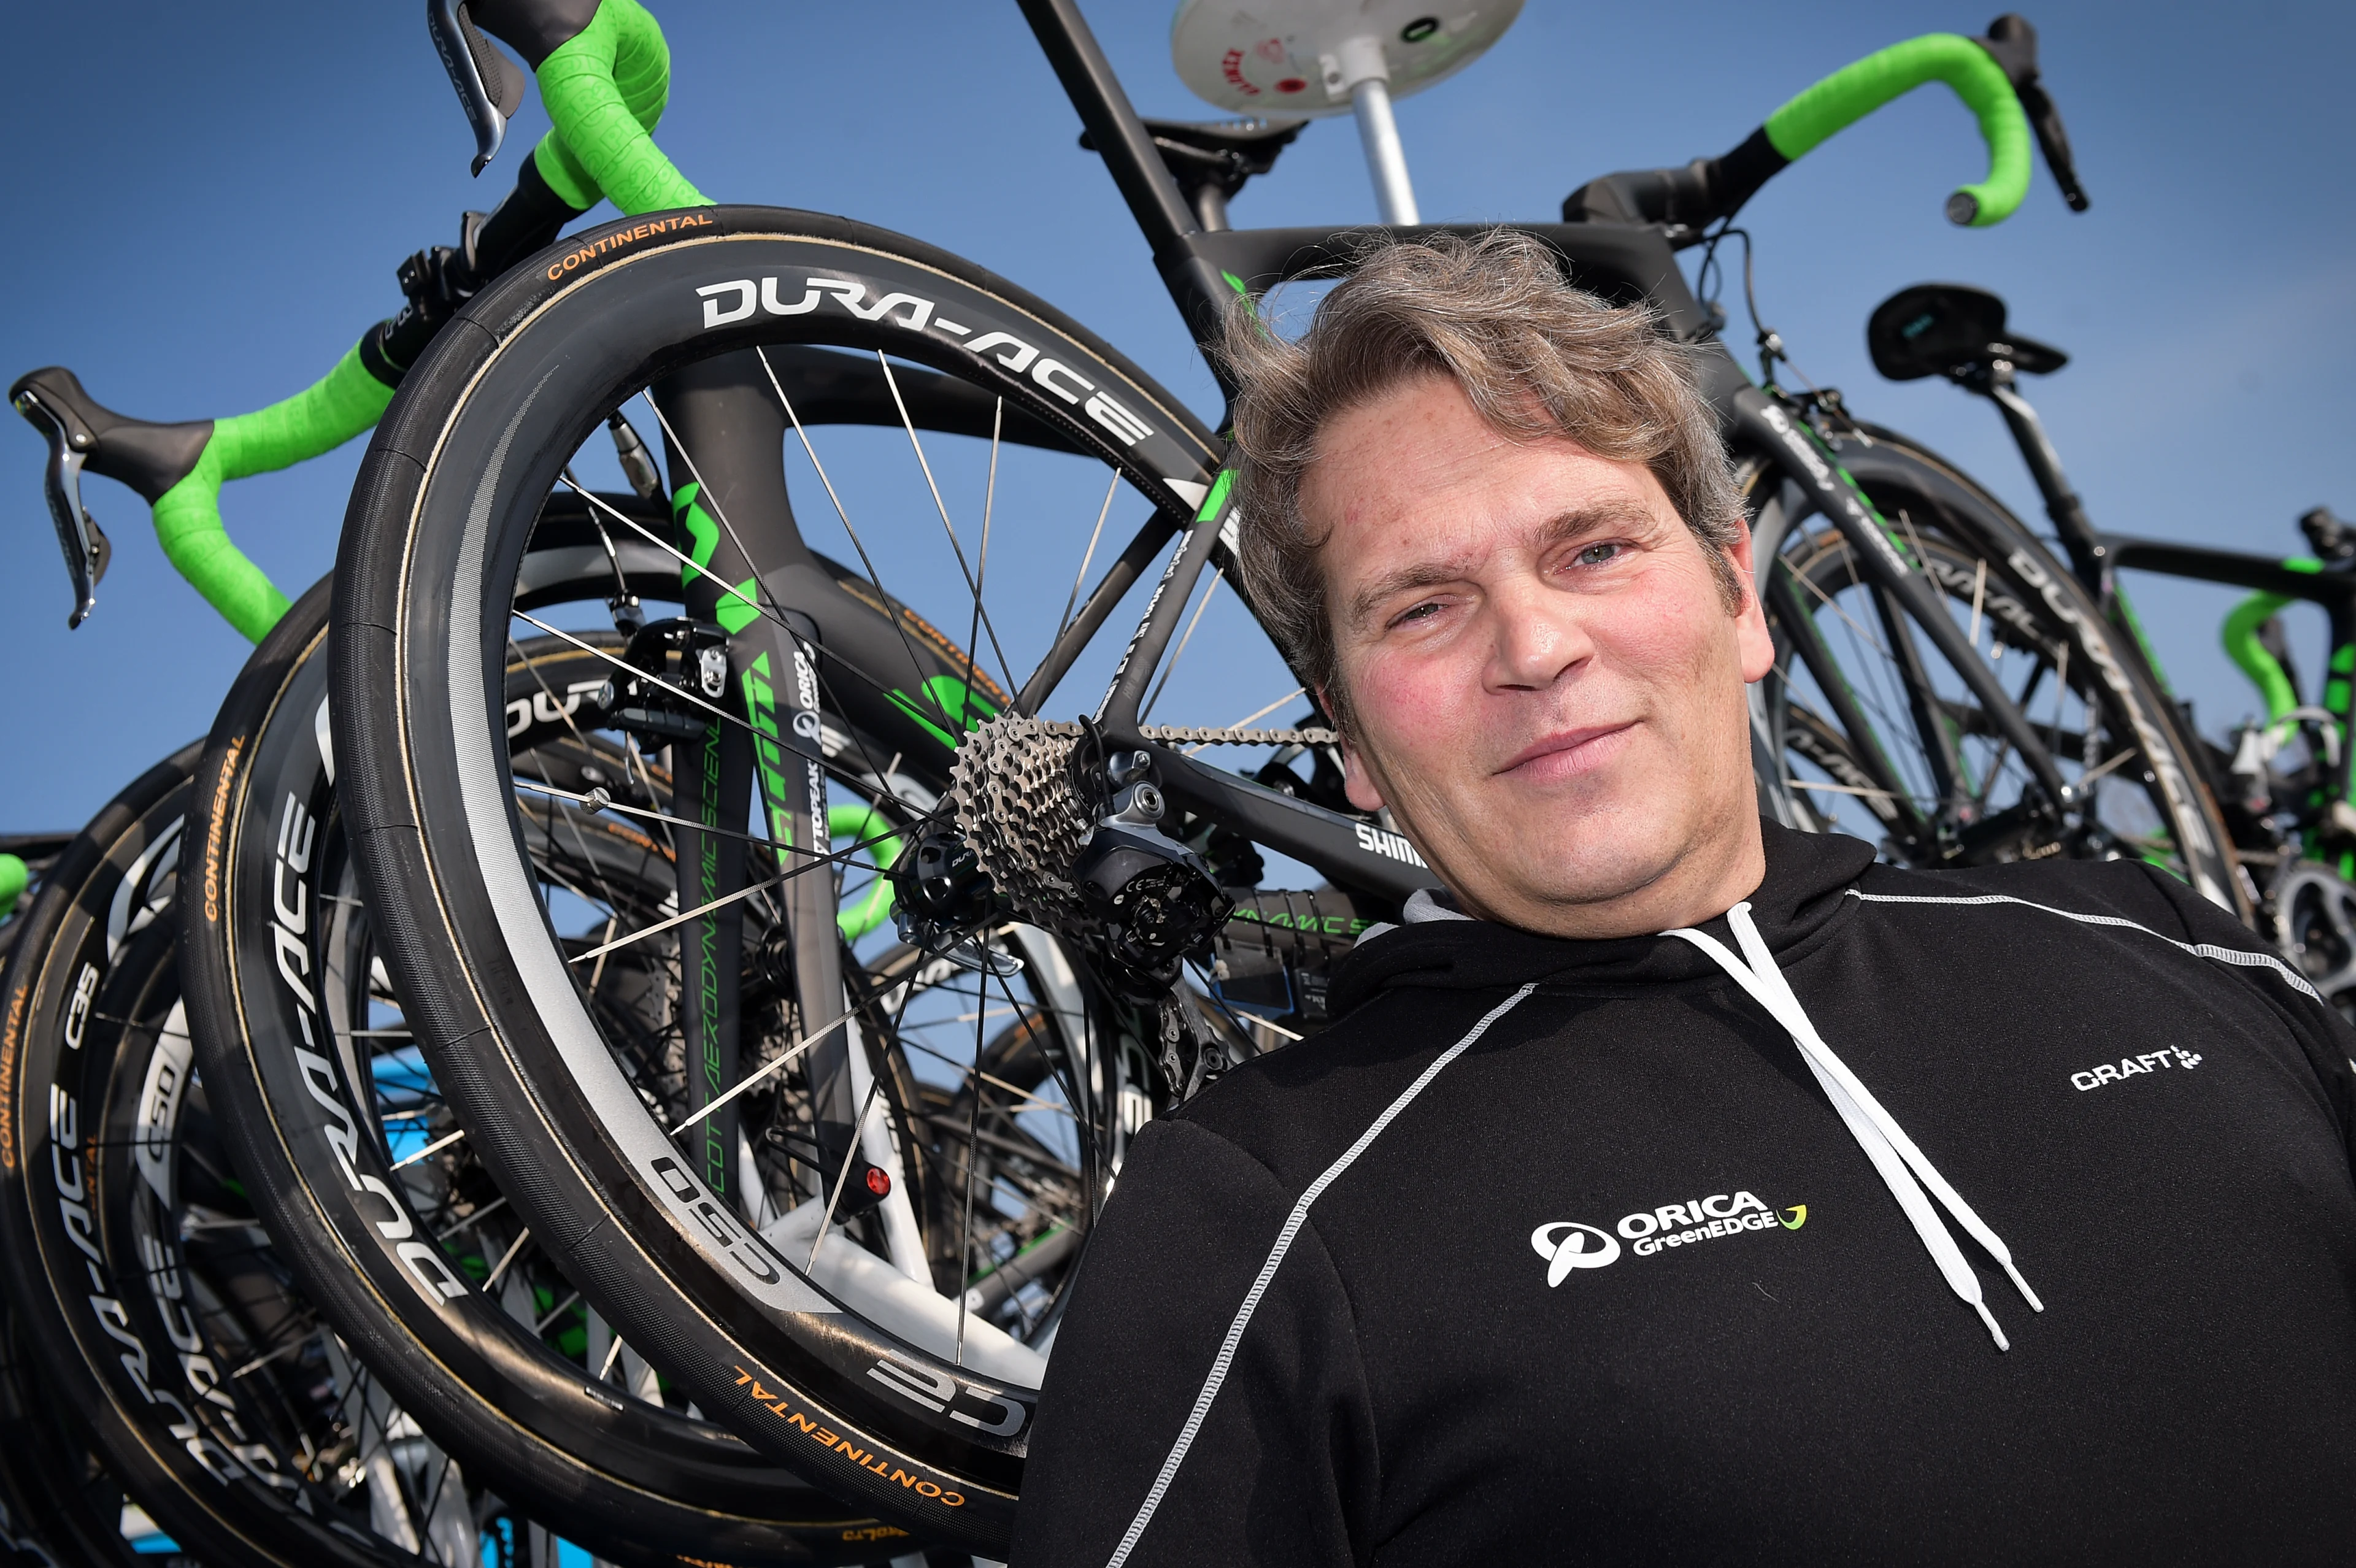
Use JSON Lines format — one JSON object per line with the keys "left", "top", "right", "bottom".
{"left": 1170, "top": 0, "right": 1525, "bottom": 224}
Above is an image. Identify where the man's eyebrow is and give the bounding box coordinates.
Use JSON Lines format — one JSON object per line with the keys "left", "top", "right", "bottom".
{"left": 1342, "top": 501, "right": 1660, "bottom": 630}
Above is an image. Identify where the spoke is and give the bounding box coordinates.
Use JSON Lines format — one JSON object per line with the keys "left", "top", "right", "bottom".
{"left": 755, "top": 351, "right": 972, "bottom": 732}
{"left": 390, "top": 1127, "right": 466, "bottom": 1171}
{"left": 1056, "top": 472, "right": 1122, "bottom": 644}
{"left": 956, "top": 958, "right": 989, "bottom": 1366}
{"left": 435, "top": 1194, "right": 509, "bottom": 1242}
{"left": 806, "top": 1072, "right": 887, "bottom": 1271}
{"left": 510, "top": 637, "right": 631, "bottom": 915}
{"left": 482, "top": 1228, "right": 532, "bottom": 1289}
{"left": 1140, "top": 571, "right": 1224, "bottom": 723}
{"left": 554, "top": 472, "right": 936, "bottom": 734}
{"left": 1788, "top": 778, "right": 1903, "bottom": 801}
{"left": 533, "top": 1289, "right": 582, "bottom": 1335}
{"left": 876, "top": 352, "right": 1017, "bottom": 696}
{"left": 509, "top": 608, "right": 920, "bottom": 815}
{"left": 957, "top": 397, "right": 1003, "bottom": 748}
{"left": 567, "top": 818, "right": 923, "bottom": 967}
{"left": 1968, "top": 555, "right": 1988, "bottom": 651}
{"left": 229, "top": 1338, "right": 306, "bottom": 1381}
{"left": 513, "top": 774, "right": 807, "bottom": 853}
{"left": 2080, "top": 746, "right": 2141, "bottom": 788}
{"left": 894, "top": 1033, "right": 1077, "bottom": 1118}
{"left": 1187, "top": 959, "right": 1304, "bottom": 1043}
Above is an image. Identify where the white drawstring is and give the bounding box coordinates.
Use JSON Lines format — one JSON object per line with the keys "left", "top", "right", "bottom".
{"left": 1665, "top": 902, "right": 2041, "bottom": 1350}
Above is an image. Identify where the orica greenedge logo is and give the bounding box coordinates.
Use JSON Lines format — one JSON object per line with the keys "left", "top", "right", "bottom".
{"left": 1531, "top": 1191, "right": 1807, "bottom": 1286}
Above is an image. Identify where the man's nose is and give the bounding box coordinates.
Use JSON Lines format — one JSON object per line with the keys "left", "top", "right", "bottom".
{"left": 1484, "top": 576, "right": 1592, "bottom": 691}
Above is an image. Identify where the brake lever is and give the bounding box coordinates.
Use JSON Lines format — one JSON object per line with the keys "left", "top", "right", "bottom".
{"left": 12, "top": 387, "right": 110, "bottom": 629}
{"left": 1977, "top": 14, "right": 2090, "bottom": 212}
{"left": 2018, "top": 79, "right": 2089, "bottom": 212}
{"left": 426, "top": 0, "right": 524, "bottom": 176}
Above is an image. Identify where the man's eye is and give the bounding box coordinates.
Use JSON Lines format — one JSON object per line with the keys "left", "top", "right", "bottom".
{"left": 1576, "top": 541, "right": 1626, "bottom": 567}
{"left": 1395, "top": 601, "right": 1442, "bottom": 625}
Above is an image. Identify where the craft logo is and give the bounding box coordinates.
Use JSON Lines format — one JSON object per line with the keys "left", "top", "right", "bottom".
{"left": 1531, "top": 1190, "right": 1805, "bottom": 1285}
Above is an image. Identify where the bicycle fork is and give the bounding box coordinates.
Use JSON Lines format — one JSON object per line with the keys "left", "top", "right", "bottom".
{"left": 653, "top": 356, "right": 848, "bottom": 1211}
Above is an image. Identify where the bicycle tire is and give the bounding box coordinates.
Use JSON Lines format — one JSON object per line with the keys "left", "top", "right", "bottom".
{"left": 180, "top": 569, "right": 906, "bottom": 1566}
{"left": 334, "top": 205, "right": 1212, "bottom": 1551}
{"left": 0, "top": 745, "right": 475, "bottom": 1566}
{"left": 1749, "top": 422, "right": 2243, "bottom": 912}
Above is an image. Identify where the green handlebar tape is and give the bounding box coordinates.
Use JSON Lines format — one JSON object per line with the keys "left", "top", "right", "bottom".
{"left": 1764, "top": 33, "right": 2031, "bottom": 226}
{"left": 0, "top": 854, "right": 25, "bottom": 922}
{"left": 2222, "top": 591, "right": 2300, "bottom": 724}
{"left": 531, "top": 0, "right": 708, "bottom": 217}
{"left": 155, "top": 342, "right": 394, "bottom": 642}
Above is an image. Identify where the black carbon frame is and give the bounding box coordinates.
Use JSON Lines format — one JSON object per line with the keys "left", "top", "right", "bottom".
{"left": 1013, "top": 0, "right": 2077, "bottom": 899}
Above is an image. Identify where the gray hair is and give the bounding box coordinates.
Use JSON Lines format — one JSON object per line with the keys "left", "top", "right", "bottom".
{"left": 1220, "top": 230, "right": 1746, "bottom": 735}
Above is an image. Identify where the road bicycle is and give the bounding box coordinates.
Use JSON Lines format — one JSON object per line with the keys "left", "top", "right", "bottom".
{"left": 291, "top": 1, "right": 2240, "bottom": 1555}
{"left": 1858, "top": 278, "right": 2356, "bottom": 1008}
{"left": 0, "top": 744, "right": 530, "bottom": 1566}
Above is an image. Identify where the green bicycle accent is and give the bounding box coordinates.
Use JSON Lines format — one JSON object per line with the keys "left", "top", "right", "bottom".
{"left": 531, "top": 0, "right": 709, "bottom": 215}
{"left": 889, "top": 674, "right": 1001, "bottom": 750}
{"left": 0, "top": 854, "right": 25, "bottom": 921}
{"left": 1195, "top": 467, "right": 1234, "bottom": 523}
{"left": 2220, "top": 591, "right": 2298, "bottom": 724}
{"left": 828, "top": 803, "right": 903, "bottom": 942}
{"left": 141, "top": 0, "right": 705, "bottom": 644}
{"left": 1765, "top": 33, "right": 2031, "bottom": 226}
{"left": 672, "top": 483, "right": 760, "bottom": 633}
{"left": 156, "top": 344, "right": 395, "bottom": 641}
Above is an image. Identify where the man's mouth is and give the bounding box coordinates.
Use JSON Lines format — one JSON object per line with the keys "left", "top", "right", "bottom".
{"left": 1494, "top": 723, "right": 1639, "bottom": 781}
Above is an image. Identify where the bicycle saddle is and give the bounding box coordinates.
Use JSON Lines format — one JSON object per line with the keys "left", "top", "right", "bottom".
{"left": 1080, "top": 116, "right": 1306, "bottom": 228}
{"left": 10, "top": 367, "right": 212, "bottom": 627}
{"left": 1866, "top": 282, "right": 2068, "bottom": 383}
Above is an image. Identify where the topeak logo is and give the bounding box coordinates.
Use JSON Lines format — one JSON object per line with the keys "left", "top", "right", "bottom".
{"left": 1531, "top": 1190, "right": 1803, "bottom": 1285}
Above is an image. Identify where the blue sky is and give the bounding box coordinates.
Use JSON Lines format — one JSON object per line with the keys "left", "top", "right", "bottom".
{"left": 4, "top": 0, "right": 2350, "bottom": 834}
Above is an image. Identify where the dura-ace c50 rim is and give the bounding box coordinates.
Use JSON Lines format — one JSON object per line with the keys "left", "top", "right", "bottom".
{"left": 332, "top": 208, "right": 1249, "bottom": 1551}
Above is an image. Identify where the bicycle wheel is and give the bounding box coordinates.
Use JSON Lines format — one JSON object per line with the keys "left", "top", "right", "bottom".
{"left": 0, "top": 747, "right": 496, "bottom": 1566}
{"left": 333, "top": 206, "right": 1244, "bottom": 1552}
{"left": 0, "top": 1300, "right": 163, "bottom": 1566}
{"left": 1749, "top": 421, "right": 2244, "bottom": 912}
{"left": 0, "top": 917, "right": 155, "bottom": 1568}
{"left": 181, "top": 565, "right": 909, "bottom": 1566}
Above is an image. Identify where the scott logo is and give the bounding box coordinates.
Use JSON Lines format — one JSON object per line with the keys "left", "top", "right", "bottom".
{"left": 1530, "top": 1221, "right": 1621, "bottom": 1284}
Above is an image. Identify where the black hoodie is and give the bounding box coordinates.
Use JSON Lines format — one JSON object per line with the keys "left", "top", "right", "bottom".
{"left": 1012, "top": 825, "right": 2356, "bottom": 1566}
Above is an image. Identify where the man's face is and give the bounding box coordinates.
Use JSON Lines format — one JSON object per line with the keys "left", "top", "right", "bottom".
{"left": 1304, "top": 374, "right": 1774, "bottom": 937}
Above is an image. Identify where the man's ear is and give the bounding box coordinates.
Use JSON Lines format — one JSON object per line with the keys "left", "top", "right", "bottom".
{"left": 1341, "top": 745, "right": 1387, "bottom": 813}
{"left": 1318, "top": 686, "right": 1389, "bottom": 813}
{"left": 1723, "top": 523, "right": 1776, "bottom": 685}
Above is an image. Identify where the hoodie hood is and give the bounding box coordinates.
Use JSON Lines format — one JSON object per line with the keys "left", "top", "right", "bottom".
{"left": 1333, "top": 820, "right": 1878, "bottom": 1012}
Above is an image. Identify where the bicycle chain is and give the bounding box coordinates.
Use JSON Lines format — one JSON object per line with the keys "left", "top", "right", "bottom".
{"left": 1136, "top": 724, "right": 1338, "bottom": 748}
{"left": 947, "top": 717, "right": 1339, "bottom": 924}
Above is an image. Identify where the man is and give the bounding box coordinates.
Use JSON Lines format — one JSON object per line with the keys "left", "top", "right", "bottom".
{"left": 1012, "top": 234, "right": 2356, "bottom": 1564}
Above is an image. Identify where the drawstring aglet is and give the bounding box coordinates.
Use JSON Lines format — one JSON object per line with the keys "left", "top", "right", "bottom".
{"left": 1974, "top": 1300, "right": 2011, "bottom": 1352}
{"left": 2003, "top": 1260, "right": 2044, "bottom": 1313}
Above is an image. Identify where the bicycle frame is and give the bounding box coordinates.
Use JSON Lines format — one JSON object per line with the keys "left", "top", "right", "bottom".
{"left": 1006, "top": 0, "right": 2135, "bottom": 908}
{"left": 1955, "top": 357, "right": 2356, "bottom": 836}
